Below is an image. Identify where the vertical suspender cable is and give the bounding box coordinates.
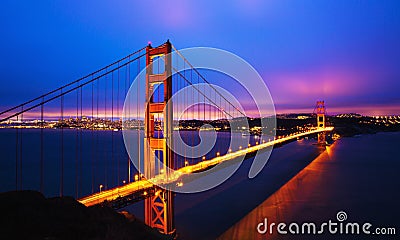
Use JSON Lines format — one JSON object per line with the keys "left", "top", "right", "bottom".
{"left": 117, "top": 64, "right": 120, "bottom": 185}
{"left": 104, "top": 70, "right": 107, "bottom": 189}
{"left": 191, "top": 69, "right": 194, "bottom": 163}
{"left": 60, "top": 89, "right": 64, "bottom": 197}
{"left": 127, "top": 56, "right": 131, "bottom": 183}
{"left": 75, "top": 86, "right": 79, "bottom": 198}
{"left": 137, "top": 54, "right": 140, "bottom": 178}
{"left": 20, "top": 107, "right": 23, "bottom": 190}
{"left": 96, "top": 75, "right": 100, "bottom": 191}
{"left": 79, "top": 86, "right": 83, "bottom": 196}
{"left": 183, "top": 62, "right": 186, "bottom": 166}
{"left": 15, "top": 115, "right": 19, "bottom": 191}
{"left": 40, "top": 97, "right": 44, "bottom": 193}
{"left": 91, "top": 77, "right": 94, "bottom": 194}
{"left": 111, "top": 70, "right": 115, "bottom": 187}
{"left": 157, "top": 57, "right": 160, "bottom": 173}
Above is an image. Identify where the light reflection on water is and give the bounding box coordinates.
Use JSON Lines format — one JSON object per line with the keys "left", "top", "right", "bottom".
{"left": 218, "top": 143, "right": 337, "bottom": 240}
{"left": 218, "top": 132, "right": 400, "bottom": 240}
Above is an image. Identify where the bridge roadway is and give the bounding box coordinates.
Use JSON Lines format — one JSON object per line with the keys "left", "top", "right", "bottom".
{"left": 78, "top": 127, "right": 334, "bottom": 207}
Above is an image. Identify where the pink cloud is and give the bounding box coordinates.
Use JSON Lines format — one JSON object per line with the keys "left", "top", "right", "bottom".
{"left": 264, "top": 65, "right": 383, "bottom": 106}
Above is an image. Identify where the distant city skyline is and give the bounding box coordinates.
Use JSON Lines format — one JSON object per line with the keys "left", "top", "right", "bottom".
{"left": 1, "top": 1, "right": 400, "bottom": 115}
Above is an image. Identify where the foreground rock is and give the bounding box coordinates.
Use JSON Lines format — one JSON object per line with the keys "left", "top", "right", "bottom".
{"left": 0, "top": 191, "right": 171, "bottom": 240}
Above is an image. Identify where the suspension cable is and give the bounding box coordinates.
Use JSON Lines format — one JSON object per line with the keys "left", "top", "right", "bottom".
{"left": 171, "top": 44, "right": 247, "bottom": 118}
{"left": 0, "top": 53, "right": 146, "bottom": 122}
{"left": 0, "top": 47, "right": 146, "bottom": 117}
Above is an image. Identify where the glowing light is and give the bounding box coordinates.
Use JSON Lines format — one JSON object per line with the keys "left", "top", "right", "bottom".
{"left": 78, "top": 127, "right": 334, "bottom": 207}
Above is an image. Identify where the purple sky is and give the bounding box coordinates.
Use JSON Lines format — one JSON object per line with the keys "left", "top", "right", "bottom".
{"left": 1, "top": 0, "right": 400, "bottom": 115}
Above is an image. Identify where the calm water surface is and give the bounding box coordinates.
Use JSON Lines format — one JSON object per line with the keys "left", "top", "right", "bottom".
{"left": 1, "top": 129, "right": 399, "bottom": 239}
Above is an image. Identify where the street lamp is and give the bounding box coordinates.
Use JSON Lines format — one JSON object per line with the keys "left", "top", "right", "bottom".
{"left": 134, "top": 174, "right": 139, "bottom": 181}
{"left": 184, "top": 160, "right": 189, "bottom": 167}
{"left": 99, "top": 184, "right": 103, "bottom": 192}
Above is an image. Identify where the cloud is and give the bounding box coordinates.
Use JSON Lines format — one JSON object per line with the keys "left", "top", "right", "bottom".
{"left": 270, "top": 68, "right": 364, "bottom": 96}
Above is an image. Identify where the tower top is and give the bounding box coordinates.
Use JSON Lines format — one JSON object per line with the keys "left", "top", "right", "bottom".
{"left": 315, "top": 100, "right": 326, "bottom": 115}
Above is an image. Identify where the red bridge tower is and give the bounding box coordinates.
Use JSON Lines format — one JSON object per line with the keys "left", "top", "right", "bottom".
{"left": 144, "top": 41, "right": 175, "bottom": 235}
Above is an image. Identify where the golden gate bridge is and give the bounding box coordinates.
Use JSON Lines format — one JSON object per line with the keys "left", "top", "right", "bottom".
{"left": 0, "top": 40, "right": 332, "bottom": 235}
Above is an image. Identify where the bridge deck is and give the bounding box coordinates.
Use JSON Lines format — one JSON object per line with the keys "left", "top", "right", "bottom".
{"left": 78, "top": 127, "right": 334, "bottom": 207}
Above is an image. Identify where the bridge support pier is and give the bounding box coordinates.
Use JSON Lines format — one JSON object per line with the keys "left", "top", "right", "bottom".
{"left": 144, "top": 41, "right": 175, "bottom": 235}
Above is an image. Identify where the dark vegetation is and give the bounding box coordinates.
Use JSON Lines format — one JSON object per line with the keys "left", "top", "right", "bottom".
{"left": 0, "top": 191, "right": 172, "bottom": 240}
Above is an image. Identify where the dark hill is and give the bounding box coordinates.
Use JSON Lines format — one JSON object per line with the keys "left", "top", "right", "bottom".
{"left": 0, "top": 190, "right": 171, "bottom": 240}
